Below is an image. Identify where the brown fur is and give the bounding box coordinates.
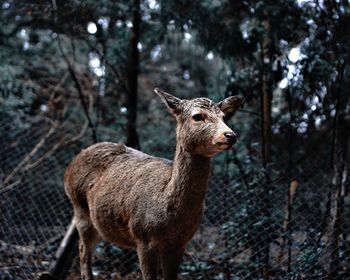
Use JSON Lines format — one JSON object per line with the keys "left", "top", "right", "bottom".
{"left": 64, "top": 88, "right": 244, "bottom": 280}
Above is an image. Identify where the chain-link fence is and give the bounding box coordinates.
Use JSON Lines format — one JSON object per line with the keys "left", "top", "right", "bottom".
{"left": 0, "top": 112, "right": 349, "bottom": 280}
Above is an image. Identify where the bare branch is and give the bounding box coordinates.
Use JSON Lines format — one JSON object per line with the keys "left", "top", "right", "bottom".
{"left": 0, "top": 122, "right": 59, "bottom": 190}
{"left": 56, "top": 34, "right": 97, "bottom": 143}
{"left": 24, "top": 92, "right": 93, "bottom": 170}
{"left": 82, "top": 38, "right": 130, "bottom": 95}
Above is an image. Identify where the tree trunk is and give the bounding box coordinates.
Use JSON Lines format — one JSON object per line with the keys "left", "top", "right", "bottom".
{"left": 325, "top": 116, "right": 349, "bottom": 279}
{"left": 260, "top": 22, "right": 272, "bottom": 166}
{"left": 282, "top": 87, "right": 295, "bottom": 272}
{"left": 125, "top": 0, "right": 141, "bottom": 148}
{"left": 120, "top": 0, "right": 142, "bottom": 272}
{"left": 259, "top": 19, "right": 273, "bottom": 280}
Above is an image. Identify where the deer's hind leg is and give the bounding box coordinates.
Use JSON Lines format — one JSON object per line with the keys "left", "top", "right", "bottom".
{"left": 74, "top": 209, "right": 100, "bottom": 280}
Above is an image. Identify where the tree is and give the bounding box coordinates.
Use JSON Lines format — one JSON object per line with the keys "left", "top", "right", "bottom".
{"left": 125, "top": 0, "right": 141, "bottom": 148}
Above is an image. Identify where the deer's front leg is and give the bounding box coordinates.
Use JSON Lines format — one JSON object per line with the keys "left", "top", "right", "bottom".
{"left": 137, "top": 243, "right": 158, "bottom": 280}
{"left": 161, "top": 247, "right": 184, "bottom": 280}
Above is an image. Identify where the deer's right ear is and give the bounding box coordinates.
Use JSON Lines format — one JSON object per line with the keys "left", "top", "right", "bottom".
{"left": 154, "top": 87, "right": 181, "bottom": 116}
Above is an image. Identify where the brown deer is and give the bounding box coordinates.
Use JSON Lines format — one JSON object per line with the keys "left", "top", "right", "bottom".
{"left": 64, "top": 88, "right": 244, "bottom": 280}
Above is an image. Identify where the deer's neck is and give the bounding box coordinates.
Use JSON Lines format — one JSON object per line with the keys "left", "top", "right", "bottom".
{"left": 167, "top": 143, "right": 211, "bottom": 213}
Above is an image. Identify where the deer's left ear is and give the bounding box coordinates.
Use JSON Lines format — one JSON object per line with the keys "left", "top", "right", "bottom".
{"left": 217, "top": 95, "right": 245, "bottom": 120}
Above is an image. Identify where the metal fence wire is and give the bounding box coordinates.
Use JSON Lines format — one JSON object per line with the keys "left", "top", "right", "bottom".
{"left": 0, "top": 114, "right": 349, "bottom": 280}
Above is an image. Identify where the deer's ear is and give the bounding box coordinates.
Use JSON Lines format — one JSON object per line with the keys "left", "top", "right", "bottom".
{"left": 154, "top": 87, "right": 181, "bottom": 116}
{"left": 217, "top": 95, "right": 245, "bottom": 120}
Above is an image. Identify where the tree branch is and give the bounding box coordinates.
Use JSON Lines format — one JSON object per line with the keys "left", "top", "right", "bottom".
{"left": 0, "top": 122, "right": 59, "bottom": 191}
{"left": 56, "top": 34, "right": 97, "bottom": 143}
{"left": 82, "top": 38, "right": 130, "bottom": 95}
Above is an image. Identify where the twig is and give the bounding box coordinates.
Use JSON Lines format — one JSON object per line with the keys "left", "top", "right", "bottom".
{"left": 0, "top": 240, "right": 35, "bottom": 255}
{"left": 1, "top": 72, "right": 72, "bottom": 175}
{"left": 0, "top": 180, "right": 21, "bottom": 193}
{"left": 0, "top": 122, "right": 59, "bottom": 190}
{"left": 48, "top": 71, "right": 69, "bottom": 97}
{"left": 56, "top": 34, "right": 97, "bottom": 143}
{"left": 24, "top": 140, "right": 63, "bottom": 170}
{"left": 82, "top": 38, "right": 129, "bottom": 94}
{"left": 35, "top": 230, "right": 67, "bottom": 253}
{"left": 24, "top": 93, "right": 93, "bottom": 170}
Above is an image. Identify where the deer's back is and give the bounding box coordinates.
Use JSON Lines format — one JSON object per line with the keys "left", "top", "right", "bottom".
{"left": 64, "top": 142, "right": 174, "bottom": 247}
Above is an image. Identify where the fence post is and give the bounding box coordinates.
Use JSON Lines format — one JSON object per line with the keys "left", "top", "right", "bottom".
{"left": 39, "top": 219, "right": 78, "bottom": 280}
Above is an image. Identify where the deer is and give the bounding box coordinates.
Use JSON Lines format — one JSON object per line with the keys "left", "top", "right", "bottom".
{"left": 64, "top": 88, "right": 244, "bottom": 280}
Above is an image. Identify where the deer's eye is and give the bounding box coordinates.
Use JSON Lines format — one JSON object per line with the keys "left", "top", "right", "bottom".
{"left": 192, "top": 114, "right": 205, "bottom": 122}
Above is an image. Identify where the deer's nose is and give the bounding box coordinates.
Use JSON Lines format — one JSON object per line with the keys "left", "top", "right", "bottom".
{"left": 224, "top": 132, "right": 237, "bottom": 144}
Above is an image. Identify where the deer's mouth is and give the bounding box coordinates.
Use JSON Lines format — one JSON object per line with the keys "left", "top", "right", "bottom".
{"left": 216, "top": 142, "right": 233, "bottom": 150}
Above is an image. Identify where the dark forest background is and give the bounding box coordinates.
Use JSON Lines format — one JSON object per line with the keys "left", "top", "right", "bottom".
{"left": 0, "top": 0, "right": 349, "bottom": 279}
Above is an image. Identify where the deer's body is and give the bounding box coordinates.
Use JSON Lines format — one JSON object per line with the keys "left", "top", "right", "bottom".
{"left": 65, "top": 88, "right": 244, "bottom": 280}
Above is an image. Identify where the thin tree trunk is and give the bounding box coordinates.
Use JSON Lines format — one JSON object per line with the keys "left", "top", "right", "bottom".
{"left": 286, "top": 87, "right": 294, "bottom": 273}
{"left": 260, "top": 21, "right": 272, "bottom": 166}
{"left": 325, "top": 98, "right": 349, "bottom": 279}
{"left": 259, "top": 19, "right": 273, "bottom": 280}
{"left": 125, "top": 0, "right": 141, "bottom": 148}
{"left": 120, "top": 0, "right": 142, "bottom": 273}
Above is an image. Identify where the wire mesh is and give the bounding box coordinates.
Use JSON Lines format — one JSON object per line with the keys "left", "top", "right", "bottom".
{"left": 0, "top": 114, "right": 349, "bottom": 280}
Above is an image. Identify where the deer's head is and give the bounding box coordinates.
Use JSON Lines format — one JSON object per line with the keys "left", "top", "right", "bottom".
{"left": 155, "top": 88, "right": 244, "bottom": 157}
